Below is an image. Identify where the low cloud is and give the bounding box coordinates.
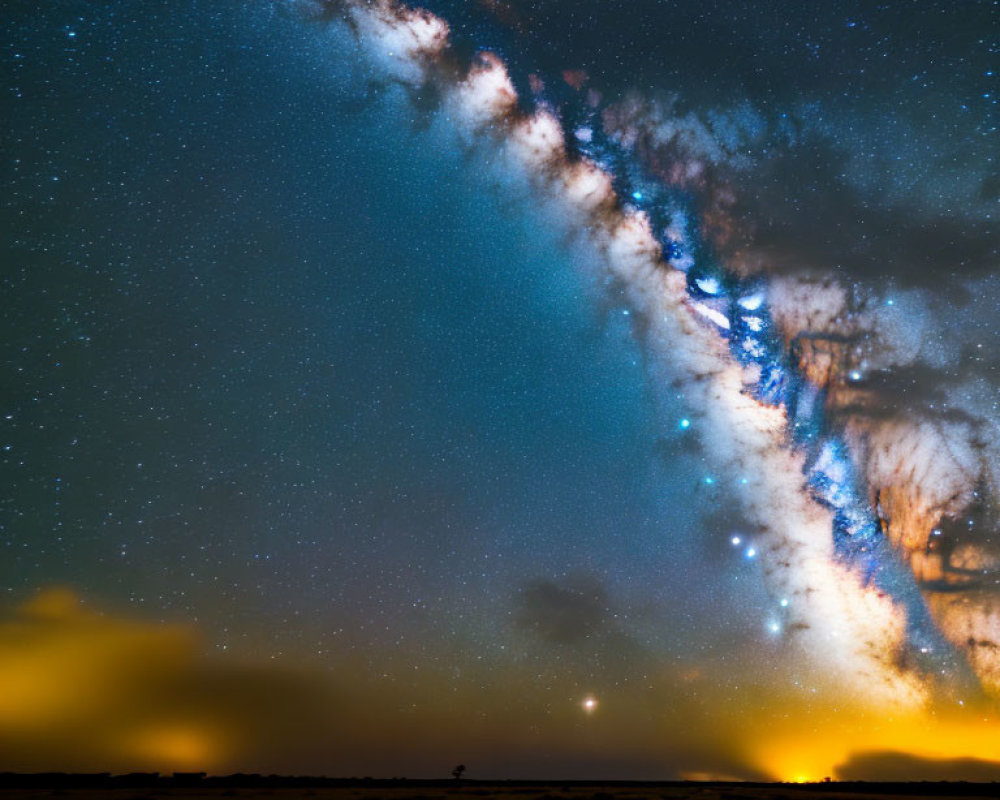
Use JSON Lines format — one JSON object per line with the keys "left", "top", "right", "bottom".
{"left": 0, "top": 587, "right": 770, "bottom": 780}
{"left": 837, "top": 750, "right": 1000, "bottom": 782}
{"left": 0, "top": 588, "right": 339, "bottom": 773}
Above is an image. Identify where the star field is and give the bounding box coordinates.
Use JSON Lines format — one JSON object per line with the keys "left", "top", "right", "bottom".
{"left": 1, "top": 0, "right": 998, "bottom": 782}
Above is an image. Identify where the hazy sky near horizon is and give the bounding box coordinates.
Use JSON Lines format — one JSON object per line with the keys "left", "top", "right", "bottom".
{"left": 2, "top": 0, "right": 998, "bottom": 782}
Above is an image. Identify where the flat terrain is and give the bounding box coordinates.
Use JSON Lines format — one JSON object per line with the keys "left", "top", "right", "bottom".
{"left": 1, "top": 783, "right": 998, "bottom": 800}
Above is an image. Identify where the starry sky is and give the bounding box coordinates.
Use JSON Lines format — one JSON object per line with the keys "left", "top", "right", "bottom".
{"left": 1, "top": 0, "right": 998, "bottom": 782}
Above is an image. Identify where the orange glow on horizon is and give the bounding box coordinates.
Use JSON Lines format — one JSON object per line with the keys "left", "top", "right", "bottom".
{"left": 749, "top": 707, "right": 1000, "bottom": 781}
{"left": 4, "top": 588, "right": 1000, "bottom": 780}
{"left": 128, "top": 726, "right": 220, "bottom": 770}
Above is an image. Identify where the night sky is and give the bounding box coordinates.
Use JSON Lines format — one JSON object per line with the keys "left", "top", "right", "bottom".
{"left": 2, "top": 0, "right": 998, "bottom": 782}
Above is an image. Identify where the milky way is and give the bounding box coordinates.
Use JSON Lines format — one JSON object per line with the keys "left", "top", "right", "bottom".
{"left": 3, "top": 0, "right": 998, "bottom": 781}
{"left": 309, "top": 0, "right": 999, "bottom": 704}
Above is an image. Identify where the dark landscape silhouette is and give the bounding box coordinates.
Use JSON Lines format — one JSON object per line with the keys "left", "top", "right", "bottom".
{"left": 0, "top": 772, "right": 997, "bottom": 799}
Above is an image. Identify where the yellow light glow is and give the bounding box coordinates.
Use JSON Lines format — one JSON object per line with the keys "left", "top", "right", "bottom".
{"left": 128, "top": 726, "right": 218, "bottom": 770}
{"left": 0, "top": 588, "right": 191, "bottom": 730}
{"left": 749, "top": 707, "right": 1000, "bottom": 781}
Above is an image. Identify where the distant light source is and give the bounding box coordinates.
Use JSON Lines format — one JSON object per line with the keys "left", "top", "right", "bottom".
{"left": 582, "top": 696, "right": 598, "bottom": 713}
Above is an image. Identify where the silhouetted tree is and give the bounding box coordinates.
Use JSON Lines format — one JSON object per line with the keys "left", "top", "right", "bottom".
{"left": 451, "top": 765, "right": 466, "bottom": 781}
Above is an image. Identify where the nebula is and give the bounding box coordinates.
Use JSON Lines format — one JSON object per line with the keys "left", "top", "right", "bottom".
{"left": 300, "top": 0, "right": 999, "bottom": 709}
